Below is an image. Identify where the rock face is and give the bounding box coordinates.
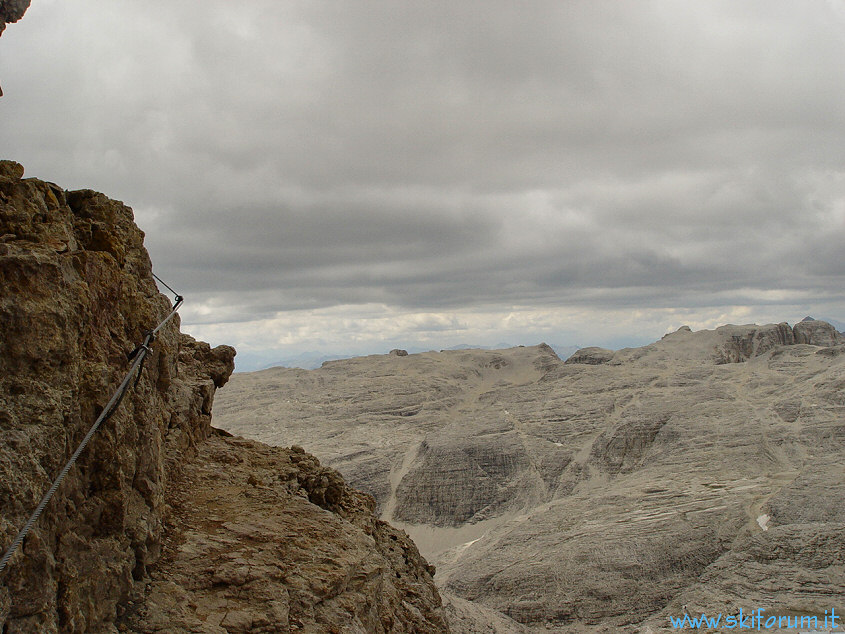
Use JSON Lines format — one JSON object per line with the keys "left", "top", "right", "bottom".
{"left": 216, "top": 321, "right": 845, "bottom": 632}
{"left": 0, "top": 0, "right": 30, "bottom": 37}
{"left": 793, "top": 318, "right": 843, "bottom": 347}
{"left": 0, "top": 160, "right": 235, "bottom": 632}
{"left": 121, "top": 434, "right": 448, "bottom": 633}
{"left": 563, "top": 346, "right": 614, "bottom": 365}
{"left": 0, "top": 161, "right": 446, "bottom": 633}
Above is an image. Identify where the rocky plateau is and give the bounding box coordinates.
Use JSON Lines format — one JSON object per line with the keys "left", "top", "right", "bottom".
{"left": 216, "top": 320, "right": 845, "bottom": 632}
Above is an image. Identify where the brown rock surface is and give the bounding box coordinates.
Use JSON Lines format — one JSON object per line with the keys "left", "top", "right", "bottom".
{"left": 120, "top": 433, "right": 448, "bottom": 633}
{"left": 0, "top": 160, "right": 237, "bottom": 632}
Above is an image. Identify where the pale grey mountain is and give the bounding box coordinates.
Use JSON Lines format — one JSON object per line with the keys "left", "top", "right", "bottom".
{"left": 214, "top": 323, "right": 844, "bottom": 632}
{"left": 446, "top": 343, "right": 579, "bottom": 361}
{"left": 821, "top": 316, "right": 845, "bottom": 333}
{"left": 238, "top": 343, "right": 581, "bottom": 372}
{"left": 805, "top": 315, "right": 845, "bottom": 334}
{"left": 262, "top": 351, "right": 352, "bottom": 370}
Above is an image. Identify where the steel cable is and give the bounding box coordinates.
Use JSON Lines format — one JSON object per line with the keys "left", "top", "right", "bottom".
{"left": 0, "top": 276, "right": 183, "bottom": 576}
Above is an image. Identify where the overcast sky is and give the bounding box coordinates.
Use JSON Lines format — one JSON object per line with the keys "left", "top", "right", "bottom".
{"left": 2, "top": 1, "right": 844, "bottom": 369}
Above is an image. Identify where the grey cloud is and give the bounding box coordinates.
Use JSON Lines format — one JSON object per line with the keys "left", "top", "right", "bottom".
{"left": 2, "top": 0, "right": 845, "bottom": 331}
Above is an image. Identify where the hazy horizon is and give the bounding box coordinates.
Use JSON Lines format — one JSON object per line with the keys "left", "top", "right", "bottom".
{"left": 232, "top": 314, "right": 844, "bottom": 371}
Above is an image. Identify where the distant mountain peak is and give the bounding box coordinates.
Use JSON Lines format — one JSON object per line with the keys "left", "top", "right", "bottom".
{"left": 801, "top": 316, "right": 816, "bottom": 322}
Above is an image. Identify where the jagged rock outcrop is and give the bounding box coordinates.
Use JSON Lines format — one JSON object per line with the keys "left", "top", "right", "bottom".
{"left": 563, "top": 346, "right": 615, "bottom": 365}
{"left": 395, "top": 434, "right": 534, "bottom": 527}
{"left": 0, "top": 0, "right": 29, "bottom": 37}
{"left": 708, "top": 322, "right": 794, "bottom": 364}
{"left": 588, "top": 412, "right": 672, "bottom": 475}
{"left": 121, "top": 434, "right": 448, "bottom": 633}
{"left": 0, "top": 161, "right": 446, "bottom": 633}
{"left": 216, "top": 320, "right": 845, "bottom": 632}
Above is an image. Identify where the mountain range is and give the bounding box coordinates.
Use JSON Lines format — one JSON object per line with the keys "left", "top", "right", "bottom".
{"left": 215, "top": 320, "right": 845, "bottom": 632}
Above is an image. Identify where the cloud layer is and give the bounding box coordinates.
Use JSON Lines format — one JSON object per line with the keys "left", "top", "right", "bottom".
{"left": 2, "top": 1, "right": 844, "bottom": 366}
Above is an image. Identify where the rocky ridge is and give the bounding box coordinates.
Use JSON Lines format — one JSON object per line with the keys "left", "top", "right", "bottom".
{"left": 0, "top": 161, "right": 446, "bottom": 633}
{"left": 216, "top": 321, "right": 845, "bottom": 632}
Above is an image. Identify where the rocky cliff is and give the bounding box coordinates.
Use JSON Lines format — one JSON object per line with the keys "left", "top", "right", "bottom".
{"left": 0, "top": 161, "right": 446, "bottom": 633}
{"left": 0, "top": 159, "right": 234, "bottom": 632}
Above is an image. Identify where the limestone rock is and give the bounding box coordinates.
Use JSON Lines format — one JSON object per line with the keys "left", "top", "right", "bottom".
{"left": 179, "top": 335, "right": 236, "bottom": 388}
{"left": 0, "top": 160, "right": 24, "bottom": 181}
{"left": 0, "top": 168, "right": 217, "bottom": 631}
{"left": 0, "top": 162, "right": 236, "bottom": 633}
{"left": 793, "top": 319, "right": 844, "bottom": 347}
{"left": 564, "top": 346, "right": 615, "bottom": 365}
{"left": 394, "top": 433, "right": 536, "bottom": 527}
{"left": 216, "top": 320, "right": 845, "bottom": 631}
{"left": 0, "top": 161, "right": 446, "bottom": 633}
{"left": 712, "top": 322, "right": 795, "bottom": 363}
{"left": 441, "top": 590, "right": 527, "bottom": 633}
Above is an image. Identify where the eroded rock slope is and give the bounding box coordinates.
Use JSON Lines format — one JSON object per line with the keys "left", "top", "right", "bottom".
{"left": 216, "top": 322, "right": 845, "bottom": 632}
{"left": 121, "top": 433, "right": 447, "bottom": 633}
